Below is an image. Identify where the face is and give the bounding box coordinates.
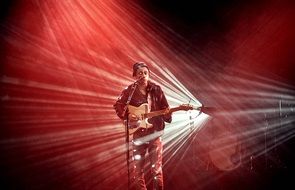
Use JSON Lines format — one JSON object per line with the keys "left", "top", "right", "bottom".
{"left": 134, "top": 67, "right": 149, "bottom": 85}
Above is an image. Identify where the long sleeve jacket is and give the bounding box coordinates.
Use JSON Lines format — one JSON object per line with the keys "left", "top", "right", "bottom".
{"left": 113, "top": 81, "right": 172, "bottom": 132}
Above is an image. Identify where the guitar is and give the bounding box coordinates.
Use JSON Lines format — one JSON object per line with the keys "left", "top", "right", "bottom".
{"left": 127, "top": 103, "right": 196, "bottom": 134}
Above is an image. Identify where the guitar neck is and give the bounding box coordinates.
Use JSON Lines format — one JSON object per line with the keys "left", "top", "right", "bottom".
{"left": 144, "top": 107, "right": 184, "bottom": 118}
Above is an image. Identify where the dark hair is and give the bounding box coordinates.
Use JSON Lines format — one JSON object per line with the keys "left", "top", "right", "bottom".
{"left": 132, "top": 62, "right": 149, "bottom": 76}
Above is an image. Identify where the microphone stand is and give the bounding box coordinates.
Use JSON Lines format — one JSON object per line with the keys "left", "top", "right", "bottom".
{"left": 122, "top": 81, "right": 138, "bottom": 190}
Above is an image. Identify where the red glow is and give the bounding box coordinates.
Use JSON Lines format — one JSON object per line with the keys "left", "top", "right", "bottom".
{"left": 1, "top": 0, "right": 294, "bottom": 190}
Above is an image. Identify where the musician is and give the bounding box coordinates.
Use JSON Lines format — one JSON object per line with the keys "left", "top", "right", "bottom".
{"left": 114, "top": 62, "right": 172, "bottom": 190}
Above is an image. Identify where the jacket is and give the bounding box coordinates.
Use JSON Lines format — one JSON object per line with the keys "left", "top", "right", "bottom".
{"left": 113, "top": 81, "right": 172, "bottom": 132}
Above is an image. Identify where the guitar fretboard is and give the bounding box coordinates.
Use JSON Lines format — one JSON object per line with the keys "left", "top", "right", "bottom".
{"left": 144, "top": 107, "right": 189, "bottom": 118}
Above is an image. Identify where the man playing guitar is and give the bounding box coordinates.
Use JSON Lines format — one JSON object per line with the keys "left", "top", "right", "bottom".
{"left": 114, "top": 62, "right": 172, "bottom": 190}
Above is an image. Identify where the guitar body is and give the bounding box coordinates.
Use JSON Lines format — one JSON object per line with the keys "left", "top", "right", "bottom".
{"left": 127, "top": 103, "right": 153, "bottom": 135}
